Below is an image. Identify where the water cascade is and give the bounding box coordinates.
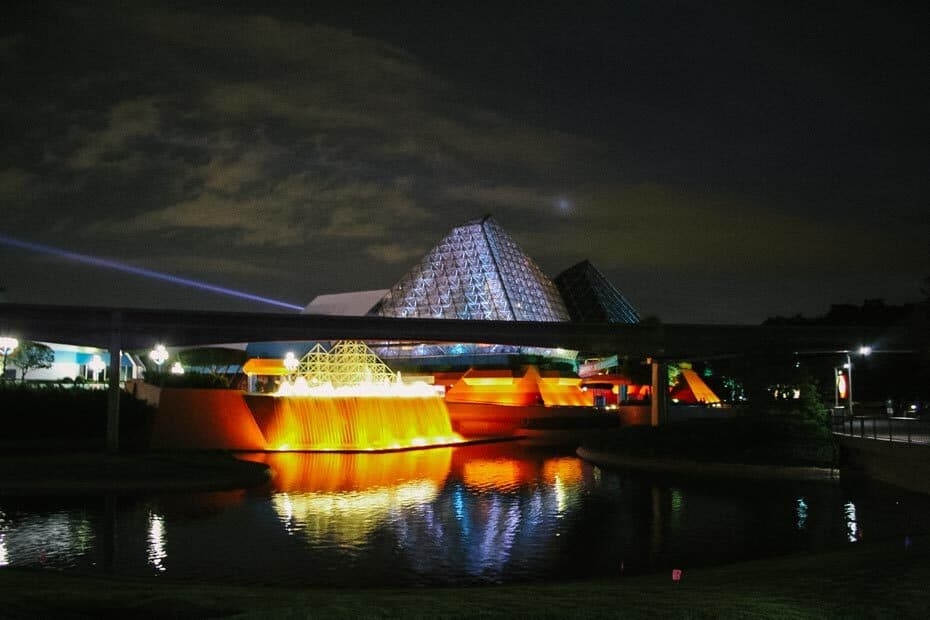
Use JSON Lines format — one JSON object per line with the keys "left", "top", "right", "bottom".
{"left": 258, "top": 394, "right": 461, "bottom": 451}
{"left": 248, "top": 342, "right": 463, "bottom": 451}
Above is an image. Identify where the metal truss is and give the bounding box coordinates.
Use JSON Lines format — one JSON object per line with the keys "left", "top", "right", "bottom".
{"left": 297, "top": 341, "right": 398, "bottom": 387}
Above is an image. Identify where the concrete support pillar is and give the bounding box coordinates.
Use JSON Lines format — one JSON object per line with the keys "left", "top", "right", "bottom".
{"left": 650, "top": 360, "right": 669, "bottom": 426}
{"left": 106, "top": 311, "right": 122, "bottom": 453}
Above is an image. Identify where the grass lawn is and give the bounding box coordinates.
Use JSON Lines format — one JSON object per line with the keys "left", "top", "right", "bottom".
{"left": 584, "top": 417, "right": 837, "bottom": 468}
{"left": 1, "top": 537, "right": 926, "bottom": 618}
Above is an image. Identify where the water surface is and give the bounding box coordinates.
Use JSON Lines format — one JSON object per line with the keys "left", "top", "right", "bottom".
{"left": 1, "top": 443, "right": 926, "bottom": 585}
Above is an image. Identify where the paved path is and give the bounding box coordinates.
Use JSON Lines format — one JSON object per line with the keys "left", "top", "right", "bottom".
{"left": 833, "top": 416, "right": 930, "bottom": 445}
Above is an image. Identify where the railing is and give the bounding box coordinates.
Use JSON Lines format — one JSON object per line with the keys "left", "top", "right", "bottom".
{"left": 830, "top": 411, "right": 930, "bottom": 446}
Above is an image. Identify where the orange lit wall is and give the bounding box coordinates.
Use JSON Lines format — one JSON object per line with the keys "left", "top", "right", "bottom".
{"left": 149, "top": 388, "right": 267, "bottom": 450}
{"left": 444, "top": 367, "right": 541, "bottom": 406}
{"left": 444, "top": 366, "right": 594, "bottom": 407}
{"left": 445, "top": 402, "right": 536, "bottom": 436}
{"left": 538, "top": 377, "right": 595, "bottom": 406}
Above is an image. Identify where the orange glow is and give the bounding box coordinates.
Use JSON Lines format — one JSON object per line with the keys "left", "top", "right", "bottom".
{"left": 446, "top": 366, "right": 595, "bottom": 407}
{"left": 246, "top": 449, "right": 452, "bottom": 492}
{"left": 538, "top": 377, "right": 594, "bottom": 406}
{"left": 243, "top": 450, "right": 452, "bottom": 546}
{"left": 253, "top": 395, "right": 462, "bottom": 451}
{"left": 837, "top": 372, "right": 848, "bottom": 400}
{"left": 542, "top": 457, "right": 583, "bottom": 486}
{"left": 676, "top": 369, "right": 721, "bottom": 404}
{"left": 462, "top": 458, "right": 536, "bottom": 490}
{"left": 242, "top": 358, "right": 289, "bottom": 376}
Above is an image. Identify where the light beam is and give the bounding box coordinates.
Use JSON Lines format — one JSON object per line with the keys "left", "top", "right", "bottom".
{"left": 0, "top": 234, "right": 304, "bottom": 311}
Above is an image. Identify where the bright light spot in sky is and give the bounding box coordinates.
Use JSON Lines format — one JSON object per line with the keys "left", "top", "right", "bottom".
{"left": 0, "top": 233, "right": 303, "bottom": 311}
{"left": 555, "top": 197, "right": 572, "bottom": 213}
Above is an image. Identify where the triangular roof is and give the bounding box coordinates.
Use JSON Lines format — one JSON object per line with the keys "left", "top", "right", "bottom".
{"left": 302, "top": 289, "right": 389, "bottom": 316}
{"left": 554, "top": 260, "right": 640, "bottom": 323}
{"left": 673, "top": 368, "right": 721, "bottom": 404}
{"left": 371, "top": 215, "right": 569, "bottom": 321}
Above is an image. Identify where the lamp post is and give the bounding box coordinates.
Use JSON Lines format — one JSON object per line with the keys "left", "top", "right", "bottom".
{"left": 845, "top": 346, "right": 872, "bottom": 418}
{"left": 795, "top": 346, "right": 877, "bottom": 428}
{"left": 0, "top": 336, "right": 18, "bottom": 381}
{"left": 170, "top": 361, "right": 185, "bottom": 376}
{"left": 283, "top": 351, "right": 299, "bottom": 383}
{"left": 149, "top": 344, "right": 169, "bottom": 384}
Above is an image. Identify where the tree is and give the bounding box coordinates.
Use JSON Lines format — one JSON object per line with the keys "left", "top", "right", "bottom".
{"left": 9, "top": 341, "right": 54, "bottom": 383}
{"left": 176, "top": 347, "right": 247, "bottom": 387}
{"left": 795, "top": 369, "right": 828, "bottom": 431}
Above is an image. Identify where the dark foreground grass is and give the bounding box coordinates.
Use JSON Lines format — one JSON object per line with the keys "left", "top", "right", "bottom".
{"left": 1, "top": 538, "right": 927, "bottom": 619}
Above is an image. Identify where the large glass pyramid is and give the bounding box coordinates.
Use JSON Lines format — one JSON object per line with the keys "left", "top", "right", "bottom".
{"left": 554, "top": 260, "right": 640, "bottom": 323}
{"left": 371, "top": 215, "right": 570, "bottom": 322}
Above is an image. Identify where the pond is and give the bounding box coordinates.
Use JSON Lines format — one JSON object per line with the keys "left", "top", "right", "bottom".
{"left": 1, "top": 442, "right": 927, "bottom": 586}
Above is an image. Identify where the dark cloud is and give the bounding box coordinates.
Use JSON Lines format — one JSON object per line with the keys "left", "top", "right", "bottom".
{"left": 0, "top": 1, "right": 926, "bottom": 322}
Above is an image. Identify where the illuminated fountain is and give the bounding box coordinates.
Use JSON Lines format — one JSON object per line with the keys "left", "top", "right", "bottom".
{"left": 249, "top": 341, "right": 462, "bottom": 451}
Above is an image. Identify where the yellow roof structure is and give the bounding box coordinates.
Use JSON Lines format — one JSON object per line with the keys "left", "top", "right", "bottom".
{"left": 679, "top": 368, "right": 721, "bottom": 404}
{"left": 242, "top": 358, "right": 289, "bottom": 376}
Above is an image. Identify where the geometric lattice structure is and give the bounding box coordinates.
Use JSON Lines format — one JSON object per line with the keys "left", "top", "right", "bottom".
{"left": 297, "top": 341, "right": 398, "bottom": 387}
{"left": 554, "top": 260, "right": 640, "bottom": 324}
{"left": 371, "top": 215, "right": 569, "bottom": 322}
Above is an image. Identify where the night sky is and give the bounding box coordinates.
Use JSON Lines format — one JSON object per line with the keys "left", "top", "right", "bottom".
{"left": 1, "top": 1, "right": 927, "bottom": 323}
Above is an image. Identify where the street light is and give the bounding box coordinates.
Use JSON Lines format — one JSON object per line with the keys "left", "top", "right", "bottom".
{"left": 149, "top": 344, "right": 169, "bottom": 384}
{"left": 795, "top": 346, "right": 878, "bottom": 419}
{"left": 283, "top": 351, "right": 299, "bottom": 382}
{"left": 839, "top": 348, "right": 872, "bottom": 418}
{"left": 149, "top": 344, "right": 169, "bottom": 370}
{"left": 170, "top": 361, "right": 185, "bottom": 376}
{"left": 0, "top": 336, "right": 18, "bottom": 381}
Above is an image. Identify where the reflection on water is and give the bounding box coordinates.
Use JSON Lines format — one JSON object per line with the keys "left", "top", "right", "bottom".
{"left": 247, "top": 450, "right": 450, "bottom": 547}
{"left": 0, "top": 509, "right": 93, "bottom": 569}
{"left": 245, "top": 449, "right": 453, "bottom": 493}
{"left": 1, "top": 444, "right": 929, "bottom": 586}
{"left": 0, "top": 511, "right": 8, "bottom": 567}
{"left": 796, "top": 497, "right": 808, "bottom": 531}
{"left": 246, "top": 448, "right": 585, "bottom": 574}
{"left": 147, "top": 512, "right": 167, "bottom": 572}
{"left": 845, "top": 501, "right": 859, "bottom": 542}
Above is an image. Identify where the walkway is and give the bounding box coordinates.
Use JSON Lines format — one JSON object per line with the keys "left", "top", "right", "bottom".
{"left": 832, "top": 415, "right": 930, "bottom": 445}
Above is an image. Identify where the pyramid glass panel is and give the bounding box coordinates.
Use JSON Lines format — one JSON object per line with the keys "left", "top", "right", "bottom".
{"left": 554, "top": 260, "right": 640, "bottom": 323}
{"left": 372, "top": 215, "right": 569, "bottom": 322}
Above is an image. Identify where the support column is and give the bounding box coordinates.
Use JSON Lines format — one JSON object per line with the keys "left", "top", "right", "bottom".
{"left": 650, "top": 359, "right": 669, "bottom": 427}
{"left": 106, "top": 311, "right": 123, "bottom": 453}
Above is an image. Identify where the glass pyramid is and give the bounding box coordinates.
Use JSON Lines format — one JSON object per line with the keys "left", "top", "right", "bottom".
{"left": 554, "top": 260, "right": 640, "bottom": 323}
{"left": 371, "top": 215, "right": 569, "bottom": 322}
